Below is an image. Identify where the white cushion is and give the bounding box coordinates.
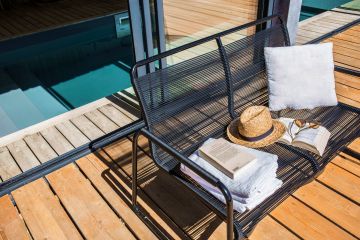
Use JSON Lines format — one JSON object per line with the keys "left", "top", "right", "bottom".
{"left": 264, "top": 43, "right": 338, "bottom": 111}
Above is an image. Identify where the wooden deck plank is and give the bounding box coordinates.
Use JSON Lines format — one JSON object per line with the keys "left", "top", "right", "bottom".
{"left": 55, "top": 120, "right": 90, "bottom": 148}
{"left": 164, "top": 4, "right": 251, "bottom": 30}
{"left": 332, "top": 152, "right": 360, "bottom": 177}
{"left": 335, "top": 72, "right": 360, "bottom": 89}
{"left": 348, "top": 138, "right": 360, "bottom": 153}
{"left": 271, "top": 196, "right": 356, "bottom": 240}
{"left": 165, "top": 2, "right": 251, "bottom": 25}
{"left": 322, "top": 24, "right": 360, "bottom": 71}
{"left": 71, "top": 115, "right": 105, "bottom": 140}
{"left": 6, "top": 140, "right": 41, "bottom": 172}
{"left": 336, "top": 95, "right": 360, "bottom": 108}
{"left": 26, "top": 129, "right": 136, "bottom": 240}
{"left": 0, "top": 147, "right": 22, "bottom": 181}
{"left": 44, "top": 122, "right": 159, "bottom": 239}
{"left": 12, "top": 180, "right": 84, "bottom": 240}
{"left": 56, "top": 110, "right": 187, "bottom": 239}
{"left": 24, "top": 133, "right": 58, "bottom": 164}
{"left": 76, "top": 155, "right": 159, "bottom": 240}
{"left": 335, "top": 72, "right": 360, "bottom": 107}
{"left": 293, "top": 181, "right": 360, "bottom": 237}
{"left": 47, "top": 164, "right": 136, "bottom": 240}
{"left": 317, "top": 163, "right": 360, "bottom": 203}
{"left": 324, "top": 36, "right": 359, "bottom": 51}
{"left": 98, "top": 104, "right": 134, "bottom": 126}
{"left": 0, "top": 195, "right": 31, "bottom": 240}
{"left": 40, "top": 127, "right": 75, "bottom": 155}
{"left": 84, "top": 109, "right": 119, "bottom": 133}
{"left": 249, "top": 216, "right": 300, "bottom": 240}
{"left": 164, "top": 0, "right": 257, "bottom": 46}
{"left": 335, "top": 82, "right": 360, "bottom": 102}
{"left": 7, "top": 139, "right": 83, "bottom": 240}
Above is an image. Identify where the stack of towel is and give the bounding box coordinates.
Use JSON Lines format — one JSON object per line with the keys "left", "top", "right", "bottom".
{"left": 181, "top": 138, "right": 282, "bottom": 213}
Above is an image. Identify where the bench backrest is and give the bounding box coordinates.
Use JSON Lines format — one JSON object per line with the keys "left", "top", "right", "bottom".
{"left": 131, "top": 15, "right": 290, "bottom": 170}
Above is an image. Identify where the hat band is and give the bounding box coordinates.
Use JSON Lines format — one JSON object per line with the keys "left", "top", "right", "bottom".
{"left": 240, "top": 125, "right": 274, "bottom": 142}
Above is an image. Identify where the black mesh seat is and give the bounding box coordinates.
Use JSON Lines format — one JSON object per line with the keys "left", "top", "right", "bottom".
{"left": 131, "top": 15, "right": 360, "bottom": 239}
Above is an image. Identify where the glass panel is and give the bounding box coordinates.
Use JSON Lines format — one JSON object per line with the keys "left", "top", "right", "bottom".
{"left": 163, "top": 0, "right": 260, "bottom": 63}
{"left": 0, "top": 0, "right": 132, "bottom": 137}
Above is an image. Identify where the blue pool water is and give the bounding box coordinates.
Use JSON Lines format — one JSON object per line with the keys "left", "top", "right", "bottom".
{"left": 300, "top": 0, "right": 353, "bottom": 20}
{"left": 0, "top": 12, "right": 133, "bottom": 137}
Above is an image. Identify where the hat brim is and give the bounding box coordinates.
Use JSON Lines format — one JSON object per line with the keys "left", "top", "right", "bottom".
{"left": 227, "top": 119, "right": 286, "bottom": 148}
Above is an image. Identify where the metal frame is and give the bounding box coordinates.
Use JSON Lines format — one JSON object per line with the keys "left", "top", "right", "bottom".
{"left": 132, "top": 128, "right": 237, "bottom": 240}
{"left": 256, "top": 0, "right": 273, "bottom": 31}
{"left": 154, "top": 0, "right": 167, "bottom": 69}
{"left": 335, "top": 66, "right": 360, "bottom": 77}
{"left": 131, "top": 15, "right": 284, "bottom": 73}
{"left": 130, "top": 15, "right": 289, "bottom": 240}
{"left": 130, "top": 13, "right": 360, "bottom": 239}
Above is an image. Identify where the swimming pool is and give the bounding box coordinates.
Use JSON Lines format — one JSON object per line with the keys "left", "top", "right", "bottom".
{"left": 0, "top": 12, "right": 133, "bottom": 137}
{"left": 300, "top": 0, "right": 355, "bottom": 20}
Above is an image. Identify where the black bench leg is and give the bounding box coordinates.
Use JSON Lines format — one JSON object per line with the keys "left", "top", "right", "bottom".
{"left": 217, "top": 181, "right": 237, "bottom": 240}
{"left": 132, "top": 131, "right": 141, "bottom": 210}
{"left": 226, "top": 202, "right": 234, "bottom": 240}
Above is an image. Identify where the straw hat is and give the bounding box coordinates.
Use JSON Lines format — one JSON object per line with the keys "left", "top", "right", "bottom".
{"left": 227, "top": 106, "right": 285, "bottom": 148}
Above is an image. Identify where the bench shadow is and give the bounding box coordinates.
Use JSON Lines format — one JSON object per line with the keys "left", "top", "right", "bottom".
{"left": 94, "top": 139, "right": 224, "bottom": 239}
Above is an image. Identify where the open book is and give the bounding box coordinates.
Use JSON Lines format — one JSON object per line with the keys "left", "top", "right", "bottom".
{"left": 198, "top": 138, "right": 256, "bottom": 179}
{"left": 277, "top": 118, "right": 331, "bottom": 156}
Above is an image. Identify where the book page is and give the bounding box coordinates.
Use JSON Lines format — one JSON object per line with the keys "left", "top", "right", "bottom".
{"left": 293, "top": 126, "right": 330, "bottom": 156}
{"left": 199, "top": 138, "right": 256, "bottom": 178}
{"left": 277, "top": 118, "right": 299, "bottom": 145}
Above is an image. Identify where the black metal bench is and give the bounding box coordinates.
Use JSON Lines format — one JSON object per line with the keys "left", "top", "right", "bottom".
{"left": 131, "top": 15, "right": 360, "bottom": 239}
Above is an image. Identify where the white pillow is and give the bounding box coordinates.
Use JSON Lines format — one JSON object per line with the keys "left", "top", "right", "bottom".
{"left": 264, "top": 43, "right": 338, "bottom": 111}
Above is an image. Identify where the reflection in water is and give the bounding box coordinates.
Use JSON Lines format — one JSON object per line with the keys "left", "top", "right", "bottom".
{"left": 0, "top": 12, "right": 133, "bottom": 137}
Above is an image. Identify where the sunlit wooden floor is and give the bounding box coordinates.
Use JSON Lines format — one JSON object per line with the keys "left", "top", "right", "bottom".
{"left": 0, "top": 6, "right": 359, "bottom": 240}
{"left": 296, "top": 8, "right": 360, "bottom": 45}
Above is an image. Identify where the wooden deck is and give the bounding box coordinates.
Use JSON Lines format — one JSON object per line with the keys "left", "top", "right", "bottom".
{"left": 0, "top": 22, "right": 359, "bottom": 239}
{"left": 0, "top": 0, "right": 128, "bottom": 41}
{"left": 163, "top": 0, "right": 258, "bottom": 65}
{"left": 0, "top": 5, "right": 359, "bottom": 240}
{"left": 164, "top": 0, "right": 258, "bottom": 46}
{"left": 324, "top": 24, "right": 360, "bottom": 71}
{"left": 0, "top": 0, "right": 258, "bottom": 44}
{"left": 296, "top": 8, "right": 360, "bottom": 45}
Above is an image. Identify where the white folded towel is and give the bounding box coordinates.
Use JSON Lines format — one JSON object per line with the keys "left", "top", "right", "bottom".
{"left": 182, "top": 166, "right": 282, "bottom": 205}
{"left": 184, "top": 138, "right": 279, "bottom": 199}
{"left": 180, "top": 138, "right": 283, "bottom": 213}
{"left": 210, "top": 178, "right": 282, "bottom": 213}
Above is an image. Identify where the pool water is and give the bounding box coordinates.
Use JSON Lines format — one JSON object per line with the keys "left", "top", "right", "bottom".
{"left": 0, "top": 12, "right": 133, "bottom": 137}
{"left": 300, "top": 0, "right": 355, "bottom": 20}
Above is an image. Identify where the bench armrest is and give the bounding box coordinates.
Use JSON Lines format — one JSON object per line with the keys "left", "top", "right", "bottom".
{"left": 138, "top": 128, "right": 232, "bottom": 200}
